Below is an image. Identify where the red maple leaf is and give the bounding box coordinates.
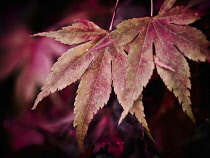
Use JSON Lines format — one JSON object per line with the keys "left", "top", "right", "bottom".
{"left": 31, "top": 0, "right": 209, "bottom": 151}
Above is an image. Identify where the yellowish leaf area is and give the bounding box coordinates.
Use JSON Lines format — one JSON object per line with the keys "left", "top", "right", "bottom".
{"left": 32, "top": 0, "right": 209, "bottom": 151}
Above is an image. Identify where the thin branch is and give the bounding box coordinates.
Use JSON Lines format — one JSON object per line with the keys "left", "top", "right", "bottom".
{"left": 109, "top": 0, "right": 120, "bottom": 31}
{"left": 151, "top": 0, "right": 153, "bottom": 17}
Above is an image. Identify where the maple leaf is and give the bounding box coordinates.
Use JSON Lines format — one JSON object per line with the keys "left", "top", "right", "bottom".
{"left": 114, "top": 0, "right": 209, "bottom": 123}
{"left": 32, "top": 0, "right": 210, "bottom": 151}
{"left": 130, "top": 95, "right": 154, "bottom": 141}
{"left": 32, "top": 19, "right": 128, "bottom": 150}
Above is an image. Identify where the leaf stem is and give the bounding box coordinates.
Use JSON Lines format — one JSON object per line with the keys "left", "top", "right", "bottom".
{"left": 151, "top": 0, "right": 153, "bottom": 17}
{"left": 109, "top": 0, "right": 120, "bottom": 31}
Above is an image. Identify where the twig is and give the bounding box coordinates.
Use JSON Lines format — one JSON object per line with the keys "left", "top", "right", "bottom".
{"left": 151, "top": 0, "right": 153, "bottom": 17}
{"left": 109, "top": 0, "right": 120, "bottom": 31}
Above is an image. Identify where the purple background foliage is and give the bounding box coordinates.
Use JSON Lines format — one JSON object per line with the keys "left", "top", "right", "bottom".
{"left": 0, "top": 0, "right": 210, "bottom": 157}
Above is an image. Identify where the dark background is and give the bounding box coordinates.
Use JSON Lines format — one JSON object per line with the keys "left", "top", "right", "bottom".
{"left": 0, "top": 0, "right": 210, "bottom": 157}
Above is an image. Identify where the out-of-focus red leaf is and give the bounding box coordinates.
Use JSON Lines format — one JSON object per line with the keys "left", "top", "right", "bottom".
{"left": 0, "top": 26, "right": 68, "bottom": 105}
{"left": 89, "top": 109, "right": 124, "bottom": 158}
{"left": 94, "top": 136, "right": 124, "bottom": 158}
{"left": 3, "top": 99, "right": 75, "bottom": 152}
{"left": 3, "top": 111, "right": 44, "bottom": 151}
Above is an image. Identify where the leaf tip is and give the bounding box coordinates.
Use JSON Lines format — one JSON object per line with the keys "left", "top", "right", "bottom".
{"left": 31, "top": 90, "right": 49, "bottom": 110}
{"left": 78, "top": 141, "right": 85, "bottom": 153}
{"left": 30, "top": 33, "right": 40, "bottom": 37}
{"left": 31, "top": 105, "right": 36, "bottom": 110}
{"left": 189, "top": 113, "right": 196, "bottom": 123}
{"left": 185, "top": 107, "right": 196, "bottom": 123}
{"left": 118, "top": 110, "right": 128, "bottom": 125}
{"left": 118, "top": 117, "right": 123, "bottom": 125}
{"left": 145, "top": 128, "right": 155, "bottom": 142}
{"left": 31, "top": 32, "right": 50, "bottom": 38}
{"left": 31, "top": 99, "right": 40, "bottom": 110}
